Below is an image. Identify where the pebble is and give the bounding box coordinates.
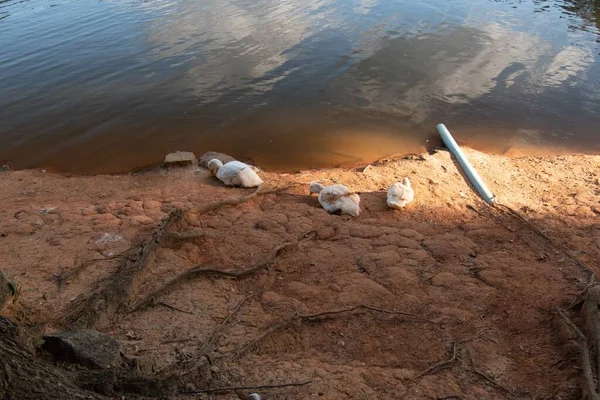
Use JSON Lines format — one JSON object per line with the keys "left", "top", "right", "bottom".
{"left": 164, "top": 151, "right": 196, "bottom": 167}
{"left": 96, "top": 232, "right": 123, "bottom": 244}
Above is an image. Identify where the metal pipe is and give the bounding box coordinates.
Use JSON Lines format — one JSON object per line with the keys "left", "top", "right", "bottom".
{"left": 436, "top": 123, "right": 496, "bottom": 205}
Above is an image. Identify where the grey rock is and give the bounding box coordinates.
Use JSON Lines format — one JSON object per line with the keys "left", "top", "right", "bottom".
{"left": 198, "top": 151, "right": 236, "bottom": 168}
{"left": 164, "top": 151, "right": 196, "bottom": 167}
{"left": 42, "top": 330, "right": 120, "bottom": 369}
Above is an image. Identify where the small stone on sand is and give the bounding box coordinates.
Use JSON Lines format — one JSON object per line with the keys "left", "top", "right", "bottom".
{"left": 96, "top": 232, "right": 123, "bottom": 244}
{"left": 164, "top": 151, "right": 196, "bottom": 167}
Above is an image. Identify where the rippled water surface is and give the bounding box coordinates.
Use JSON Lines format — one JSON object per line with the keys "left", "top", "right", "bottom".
{"left": 1, "top": 0, "right": 599, "bottom": 173}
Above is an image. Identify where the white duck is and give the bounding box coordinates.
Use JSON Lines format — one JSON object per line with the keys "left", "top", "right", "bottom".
{"left": 207, "top": 159, "right": 264, "bottom": 188}
{"left": 309, "top": 182, "right": 360, "bottom": 217}
{"left": 387, "top": 177, "right": 414, "bottom": 209}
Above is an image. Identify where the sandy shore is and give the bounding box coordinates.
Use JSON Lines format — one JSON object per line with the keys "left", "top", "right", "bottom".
{"left": 1, "top": 148, "right": 599, "bottom": 399}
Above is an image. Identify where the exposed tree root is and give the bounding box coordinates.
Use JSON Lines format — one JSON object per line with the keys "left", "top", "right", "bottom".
{"left": 54, "top": 186, "right": 273, "bottom": 288}
{"left": 230, "top": 304, "right": 436, "bottom": 360}
{"left": 185, "top": 184, "right": 293, "bottom": 217}
{"left": 173, "top": 289, "right": 267, "bottom": 377}
{"left": 557, "top": 301, "right": 600, "bottom": 400}
{"left": 62, "top": 186, "right": 283, "bottom": 328}
{"left": 159, "top": 231, "right": 216, "bottom": 249}
{"left": 0, "top": 317, "right": 106, "bottom": 400}
{"left": 466, "top": 204, "right": 488, "bottom": 218}
{"left": 197, "top": 276, "right": 271, "bottom": 359}
{"left": 164, "top": 231, "right": 216, "bottom": 240}
{"left": 182, "top": 380, "right": 312, "bottom": 394}
{"left": 569, "top": 275, "right": 597, "bottom": 310}
{"left": 585, "top": 286, "right": 600, "bottom": 386}
{"left": 414, "top": 342, "right": 459, "bottom": 380}
{"left": 155, "top": 274, "right": 275, "bottom": 379}
{"left": 472, "top": 369, "right": 515, "bottom": 397}
{"left": 51, "top": 251, "right": 129, "bottom": 289}
{"left": 130, "top": 242, "right": 293, "bottom": 313}
{"left": 74, "top": 369, "right": 177, "bottom": 398}
{"left": 191, "top": 186, "right": 264, "bottom": 213}
{"left": 413, "top": 330, "right": 487, "bottom": 381}
{"left": 156, "top": 301, "right": 194, "bottom": 315}
{"left": 63, "top": 209, "right": 183, "bottom": 329}
{"left": 198, "top": 293, "right": 256, "bottom": 355}
{"left": 0, "top": 271, "right": 17, "bottom": 312}
{"left": 495, "top": 203, "right": 596, "bottom": 277}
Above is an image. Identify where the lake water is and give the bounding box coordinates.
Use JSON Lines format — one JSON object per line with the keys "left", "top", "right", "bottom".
{"left": 1, "top": 0, "right": 599, "bottom": 173}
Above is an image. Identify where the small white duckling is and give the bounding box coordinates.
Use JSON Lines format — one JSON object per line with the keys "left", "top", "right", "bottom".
{"left": 207, "top": 159, "right": 264, "bottom": 188}
{"left": 387, "top": 177, "right": 414, "bottom": 209}
{"left": 309, "top": 182, "right": 360, "bottom": 217}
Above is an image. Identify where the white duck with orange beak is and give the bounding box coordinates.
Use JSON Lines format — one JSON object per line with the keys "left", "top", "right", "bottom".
{"left": 207, "top": 159, "right": 263, "bottom": 188}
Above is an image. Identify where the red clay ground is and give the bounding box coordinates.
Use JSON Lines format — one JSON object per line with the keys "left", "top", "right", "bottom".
{"left": 1, "top": 148, "right": 599, "bottom": 399}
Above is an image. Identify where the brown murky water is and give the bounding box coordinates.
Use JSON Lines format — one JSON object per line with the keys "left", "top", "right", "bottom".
{"left": 1, "top": 0, "right": 599, "bottom": 173}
